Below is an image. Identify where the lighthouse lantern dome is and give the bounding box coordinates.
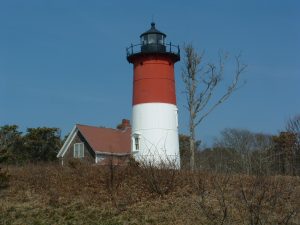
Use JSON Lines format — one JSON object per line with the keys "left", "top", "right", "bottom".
{"left": 126, "top": 22, "right": 180, "bottom": 63}
{"left": 140, "top": 22, "right": 166, "bottom": 53}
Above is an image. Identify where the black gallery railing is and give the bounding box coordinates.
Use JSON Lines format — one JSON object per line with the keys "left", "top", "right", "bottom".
{"left": 126, "top": 43, "right": 180, "bottom": 57}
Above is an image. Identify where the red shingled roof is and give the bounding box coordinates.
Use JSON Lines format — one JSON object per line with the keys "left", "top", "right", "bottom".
{"left": 76, "top": 124, "right": 131, "bottom": 155}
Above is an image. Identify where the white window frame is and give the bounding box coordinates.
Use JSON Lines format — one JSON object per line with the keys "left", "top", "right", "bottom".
{"left": 73, "top": 143, "right": 84, "bottom": 158}
{"left": 135, "top": 136, "right": 140, "bottom": 151}
{"left": 132, "top": 133, "right": 141, "bottom": 152}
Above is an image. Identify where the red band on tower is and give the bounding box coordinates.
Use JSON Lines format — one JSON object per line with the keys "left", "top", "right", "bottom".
{"left": 132, "top": 55, "right": 176, "bottom": 105}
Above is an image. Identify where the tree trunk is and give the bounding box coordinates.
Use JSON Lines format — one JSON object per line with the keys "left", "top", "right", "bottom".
{"left": 189, "top": 137, "right": 195, "bottom": 170}
{"left": 189, "top": 125, "right": 195, "bottom": 171}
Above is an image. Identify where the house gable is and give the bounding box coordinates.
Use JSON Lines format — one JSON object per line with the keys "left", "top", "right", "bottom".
{"left": 62, "top": 131, "right": 95, "bottom": 164}
{"left": 57, "top": 125, "right": 77, "bottom": 158}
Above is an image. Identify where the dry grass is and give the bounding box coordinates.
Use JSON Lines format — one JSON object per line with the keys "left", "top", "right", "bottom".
{"left": 0, "top": 162, "right": 299, "bottom": 225}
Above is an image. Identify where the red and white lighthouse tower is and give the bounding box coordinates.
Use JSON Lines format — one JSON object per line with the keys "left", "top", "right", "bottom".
{"left": 127, "top": 23, "right": 180, "bottom": 166}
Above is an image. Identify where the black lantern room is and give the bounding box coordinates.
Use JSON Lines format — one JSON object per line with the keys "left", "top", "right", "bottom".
{"left": 140, "top": 22, "right": 166, "bottom": 53}
{"left": 126, "top": 23, "right": 180, "bottom": 63}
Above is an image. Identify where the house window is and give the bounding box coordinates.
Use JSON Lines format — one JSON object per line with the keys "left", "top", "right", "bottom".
{"left": 74, "top": 143, "right": 84, "bottom": 158}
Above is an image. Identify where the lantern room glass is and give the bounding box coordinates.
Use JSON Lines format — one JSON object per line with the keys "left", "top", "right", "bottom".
{"left": 141, "top": 34, "right": 165, "bottom": 45}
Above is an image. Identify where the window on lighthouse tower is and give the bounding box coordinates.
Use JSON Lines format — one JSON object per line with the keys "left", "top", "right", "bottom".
{"left": 133, "top": 134, "right": 140, "bottom": 151}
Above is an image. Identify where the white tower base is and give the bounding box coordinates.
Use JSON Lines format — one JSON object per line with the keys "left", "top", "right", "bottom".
{"left": 131, "top": 103, "right": 180, "bottom": 168}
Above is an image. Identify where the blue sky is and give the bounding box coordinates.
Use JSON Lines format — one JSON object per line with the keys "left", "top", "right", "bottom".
{"left": 0, "top": 0, "right": 299, "bottom": 145}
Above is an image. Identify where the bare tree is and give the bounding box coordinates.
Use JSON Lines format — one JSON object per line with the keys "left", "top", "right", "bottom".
{"left": 286, "top": 115, "right": 300, "bottom": 135}
{"left": 286, "top": 114, "right": 300, "bottom": 175}
{"left": 286, "top": 115, "right": 300, "bottom": 150}
{"left": 214, "top": 128, "right": 254, "bottom": 174}
{"left": 213, "top": 128, "right": 274, "bottom": 174}
{"left": 181, "top": 44, "right": 247, "bottom": 170}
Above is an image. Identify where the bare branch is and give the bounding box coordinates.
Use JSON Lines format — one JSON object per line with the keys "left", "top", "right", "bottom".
{"left": 195, "top": 54, "right": 247, "bottom": 127}
{"left": 181, "top": 43, "right": 247, "bottom": 170}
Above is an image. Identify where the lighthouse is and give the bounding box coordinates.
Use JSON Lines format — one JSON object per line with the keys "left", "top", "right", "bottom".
{"left": 126, "top": 23, "right": 180, "bottom": 167}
